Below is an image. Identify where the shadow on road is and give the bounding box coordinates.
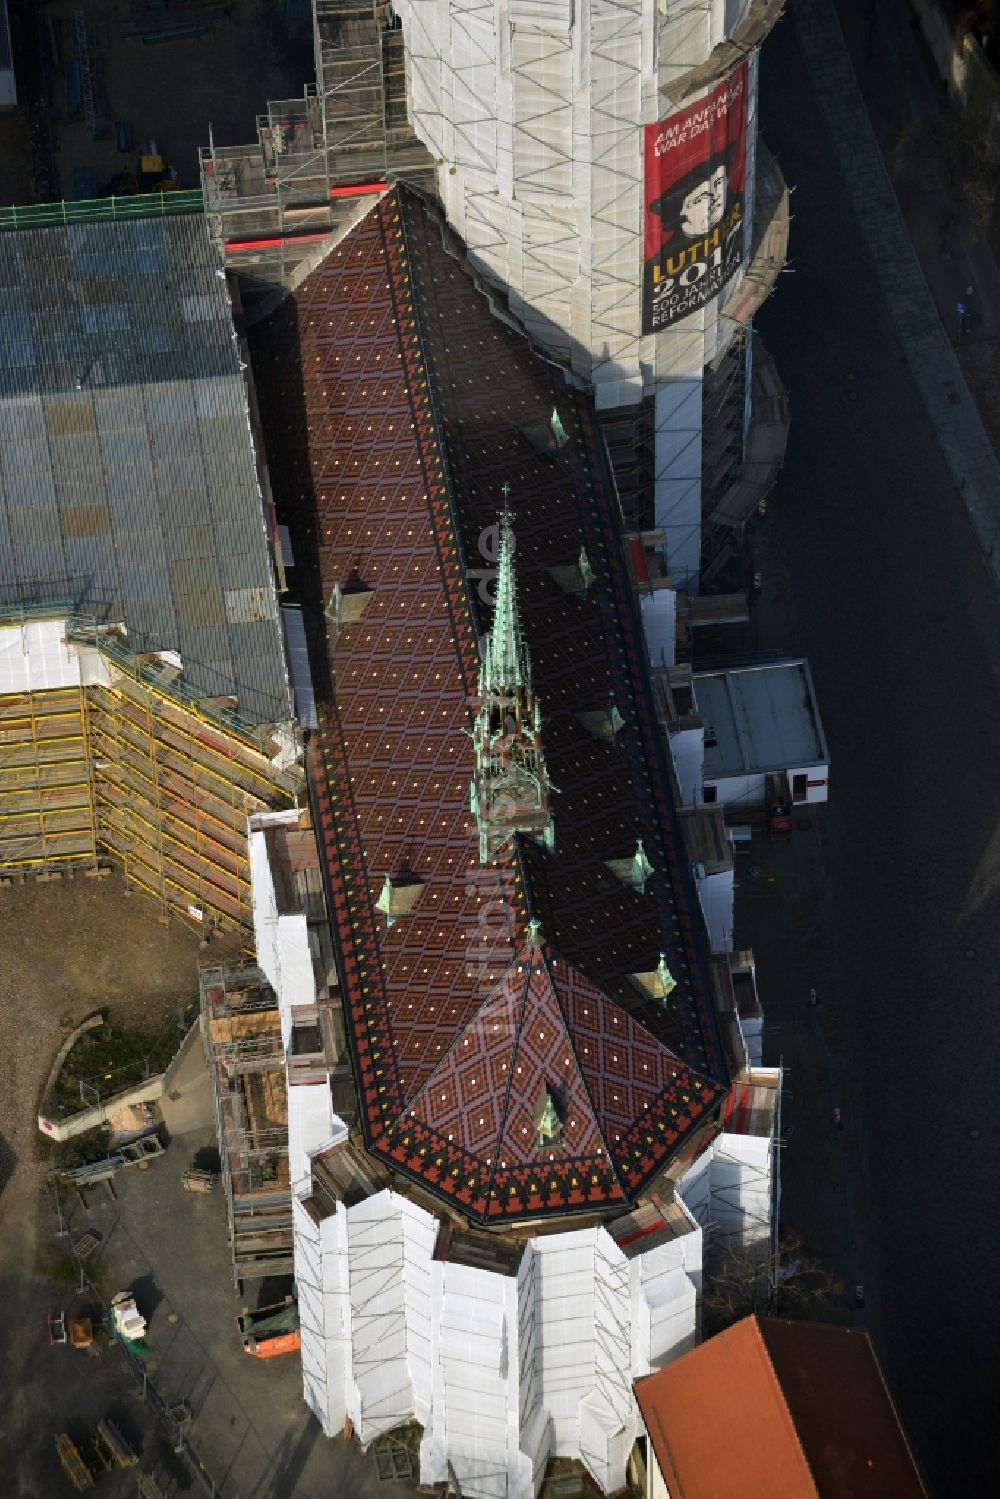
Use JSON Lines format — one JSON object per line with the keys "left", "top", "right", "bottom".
{"left": 131, "top": 1272, "right": 164, "bottom": 1323}
{"left": 0, "top": 1132, "right": 16, "bottom": 1196}
{"left": 255, "top": 1416, "right": 322, "bottom": 1499}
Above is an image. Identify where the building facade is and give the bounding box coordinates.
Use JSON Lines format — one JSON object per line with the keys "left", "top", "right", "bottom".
{"left": 203, "top": 0, "right": 789, "bottom": 584}
{"left": 391, "top": 0, "right": 787, "bottom": 579}
{"left": 244, "top": 184, "right": 783, "bottom": 1497}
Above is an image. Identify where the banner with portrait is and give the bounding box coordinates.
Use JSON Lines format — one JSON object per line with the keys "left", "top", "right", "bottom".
{"left": 642, "top": 62, "right": 749, "bottom": 335}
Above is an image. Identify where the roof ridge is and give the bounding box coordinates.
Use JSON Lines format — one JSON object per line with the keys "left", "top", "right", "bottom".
{"left": 539, "top": 945, "right": 636, "bottom": 1202}
{"left": 479, "top": 953, "right": 538, "bottom": 1212}
{"left": 380, "top": 189, "right": 482, "bottom": 703}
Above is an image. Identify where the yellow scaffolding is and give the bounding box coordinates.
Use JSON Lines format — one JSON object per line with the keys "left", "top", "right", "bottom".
{"left": 0, "top": 687, "right": 97, "bottom": 866}
{"left": 84, "top": 674, "right": 298, "bottom": 932}
{"left": 0, "top": 654, "right": 300, "bottom": 932}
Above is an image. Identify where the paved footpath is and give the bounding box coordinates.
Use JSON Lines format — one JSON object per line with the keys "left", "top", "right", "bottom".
{"left": 795, "top": 0, "right": 1000, "bottom": 573}
{"left": 739, "top": 4, "right": 1000, "bottom": 1492}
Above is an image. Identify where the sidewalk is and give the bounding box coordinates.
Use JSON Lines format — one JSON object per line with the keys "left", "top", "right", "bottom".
{"left": 794, "top": 0, "right": 1000, "bottom": 579}
{"left": 732, "top": 518, "right": 877, "bottom": 1341}
{"left": 737, "top": 6, "right": 1000, "bottom": 1483}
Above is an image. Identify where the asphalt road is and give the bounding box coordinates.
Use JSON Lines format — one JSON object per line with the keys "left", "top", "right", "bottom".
{"left": 755, "top": 12, "right": 998, "bottom": 1494}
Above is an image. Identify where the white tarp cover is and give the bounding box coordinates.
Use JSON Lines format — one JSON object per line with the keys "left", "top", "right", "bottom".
{"left": 248, "top": 810, "right": 317, "bottom": 1049}
{"left": 296, "top": 1181, "right": 705, "bottom": 1498}
{"left": 390, "top": 0, "right": 762, "bottom": 584}
{"left": 0, "top": 619, "right": 80, "bottom": 693}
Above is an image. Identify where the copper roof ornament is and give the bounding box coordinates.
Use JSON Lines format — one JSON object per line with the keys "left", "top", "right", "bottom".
{"left": 470, "top": 505, "right": 555, "bottom": 864}
{"left": 482, "top": 501, "right": 528, "bottom": 695}
{"left": 606, "top": 837, "right": 656, "bottom": 894}
{"left": 656, "top": 953, "right": 678, "bottom": 1004}
{"left": 534, "top": 1083, "right": 563, "bottom": 1150}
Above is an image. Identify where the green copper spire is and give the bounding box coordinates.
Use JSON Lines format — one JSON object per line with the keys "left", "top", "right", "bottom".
{"left": 482, "top": 506, "right": 529, "bottom": 695}
{"left": 470, "top": 501, "right": 554, "bottom": 863}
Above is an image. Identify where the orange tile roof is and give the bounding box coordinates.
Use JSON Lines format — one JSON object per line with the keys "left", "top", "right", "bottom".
{"left": 635, "top": 1316, "right": 928, "bottom": 1499}
{"left": 636, "top": 1317, "right": 817, "bottom": 1499}
{"left": 758, "top": 1319, "right": 928, "bottom": 1499}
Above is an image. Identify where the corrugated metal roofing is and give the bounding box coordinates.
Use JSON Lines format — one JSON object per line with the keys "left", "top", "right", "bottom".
{"left": 0, "top": 214, "right": 291, "bottom": 723}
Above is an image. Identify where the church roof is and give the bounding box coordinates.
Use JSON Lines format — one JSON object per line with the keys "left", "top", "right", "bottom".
{"left": 251, "top": 188, "right": 727, "bottom": 1222}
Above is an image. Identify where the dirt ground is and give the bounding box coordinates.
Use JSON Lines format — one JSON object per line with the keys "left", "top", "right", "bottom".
{"left": 0, "top": 871, "right": 417, "bottom": 1497}
{"left": 0, "top": 872, "right": 239, "bottom": 1493}
{"left": 43, "top": 0, "right": 313, "bottom": 195}
{"left": 0, "top": 868, "right": 227, "bottom": 1173}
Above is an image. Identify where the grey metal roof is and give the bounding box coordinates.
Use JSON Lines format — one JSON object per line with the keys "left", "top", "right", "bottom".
{"left": 0, "top": 213, "right": 291, "bottom": 724}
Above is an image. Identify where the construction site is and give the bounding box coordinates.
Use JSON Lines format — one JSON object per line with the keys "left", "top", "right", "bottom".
{"left": 0, "top": 0, "right": 815, "bottom": 1493}
{"left": 201, "top": 963, "right": 292, "bottom": 1283}
{"left": 199, "top": 0, "right": 435, "bottom": 293}
{"left": 0, "top": 614, "right": 301, "bottom": 931}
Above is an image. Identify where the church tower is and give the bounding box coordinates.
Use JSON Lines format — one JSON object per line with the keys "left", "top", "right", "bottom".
{"left": 470, "top": 509, "right": 555, "bottom": 864}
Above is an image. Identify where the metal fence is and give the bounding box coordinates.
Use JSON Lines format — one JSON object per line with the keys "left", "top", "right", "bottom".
{"left": 0, "top": 190, "right": 204, "bottom": 232}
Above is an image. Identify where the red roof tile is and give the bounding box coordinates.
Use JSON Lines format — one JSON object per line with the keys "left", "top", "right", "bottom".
{"left": 635, "top": 1316, "right": 928, "bottom": 1499}
{"left": 252, "top": 188, "right": 726, "bottom": 1221}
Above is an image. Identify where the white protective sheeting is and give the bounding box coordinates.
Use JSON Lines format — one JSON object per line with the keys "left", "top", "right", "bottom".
{"left": 639, "top": 588, "right": 677, "bottom": 669}
{"left": 293, "top": 1168, "right": 704, "bottom": 1497}
{"left": 248, "top": 811, "right": 317, "bottom": 1048}
{"left": 286, "top": 1081, "right": 339, "bottom": 1194}
{"left": 345, "top": 1192, "right": 437, "bottom": 1444}
{"left": 654, "top": 378, "right": 703, "bottom": 590}
{"left": 667, "top": 725, "right": 705, "bottom": 807}
{"left": 392, "top": 0, "right": 758, "bottom": 407}
{"left": 740, "top": 1012, "right": 763, "bottom": 1067}
{"left": 423, "top": 1261, "right": 536, "bottom": 1499}
{"left": 0, "top": 618, "right": 111, "bottom": 694}
{"left": 677, "top": 1130, "right": 773, "bottom": 1249}
{"left": 693, "top": 865, "right": 734, "bottom": 953}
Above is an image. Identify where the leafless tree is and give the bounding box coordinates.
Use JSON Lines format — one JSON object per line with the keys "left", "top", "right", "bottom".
{"left": 894, "top": 111, "right": 998, "bottom": 254}
{"left": 701, "top": 1232, "right": 844, "bottom": 1337}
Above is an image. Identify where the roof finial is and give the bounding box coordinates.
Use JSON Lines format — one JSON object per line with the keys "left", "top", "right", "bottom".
{"left": 470, "top": 501, "right": 554, "bottom": 863}
{"left": 656, "top": 953, "right": 677, "bottom": 1002}
{"left": 482, "top": 507, "right": 528, "bottom": 694}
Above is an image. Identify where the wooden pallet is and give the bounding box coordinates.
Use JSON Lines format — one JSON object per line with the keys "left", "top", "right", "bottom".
{"left": 95, "top": 1417, "right": 137, "bottom": 1468}
{"left": 55, "top": 1433, "right": 94, "bottom": 1491}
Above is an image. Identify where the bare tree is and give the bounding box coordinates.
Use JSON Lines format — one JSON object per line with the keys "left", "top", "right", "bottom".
{"left": 701, "top": 1232, "right": 844, "bottom": 1337}
{"left": 894, "top": 111, "right": 998, "bottom": 254}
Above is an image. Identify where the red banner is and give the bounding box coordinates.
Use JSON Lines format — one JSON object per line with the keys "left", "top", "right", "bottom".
{"left": 642, "top": 62, "right": 749, "bottom": 334}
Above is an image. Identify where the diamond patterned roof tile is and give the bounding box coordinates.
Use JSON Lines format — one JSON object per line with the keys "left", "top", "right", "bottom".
{"left": 251, "top": 186, "right": 728, "bottom": 1222}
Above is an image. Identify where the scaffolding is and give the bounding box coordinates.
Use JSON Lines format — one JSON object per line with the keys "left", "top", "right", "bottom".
{"left": 0, "top": 685, "right": 96, "bottom": 867}
{"left": 316, "top": 2, "right": 387, "bottom": 185}
{"left": 199, "top": 0, "right": 434, "bottom": 291}
{"left": 86, "top": 672, "right": 294, "bottom": 931}
{"left": 0, "top": 618, "right": 300, "bottom": 930}
{"left": 201, "top": 964, "right": 293, "bottom": 1286}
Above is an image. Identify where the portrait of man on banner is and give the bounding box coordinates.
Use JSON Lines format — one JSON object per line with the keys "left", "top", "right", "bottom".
{"left": 642, "top": 62, "right": 749, "bottom": 335}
